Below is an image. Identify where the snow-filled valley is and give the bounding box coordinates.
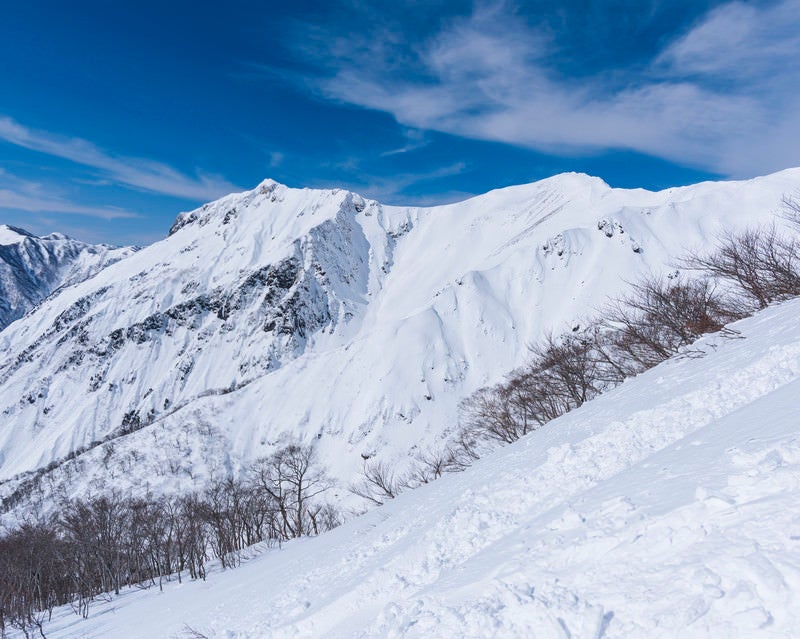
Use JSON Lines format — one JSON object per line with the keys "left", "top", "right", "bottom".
{"left": 2, "top": 169, "right": 800, "bottom": 517}
{"left": 17, "top": 293, "right": 800, "bottom": 638}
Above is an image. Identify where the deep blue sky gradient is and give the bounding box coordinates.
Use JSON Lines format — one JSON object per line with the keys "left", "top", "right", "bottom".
{"left": 1, "top": 1, "right": 797, "bottom": 245}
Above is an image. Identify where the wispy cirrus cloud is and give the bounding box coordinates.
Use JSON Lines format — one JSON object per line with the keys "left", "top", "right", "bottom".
{"left": 0, "top": 170, "right": 137, "bottom": 219}
{"left": 288, "top": 0, "right": 800, "bottom": 177}
{"left": 655, "top": 0, "right": 800, "bottom": 81}
{"left": 310, "top": 160, "right": 469, "bottom": 204}
{"left": 0, "top": 189, "right": 138, "bottom": 219}
{"left": 0, "top": 116, "right": 241, "bottom": 201}
{"left": 380, "top": 128, "right": 430, "bottom": 157}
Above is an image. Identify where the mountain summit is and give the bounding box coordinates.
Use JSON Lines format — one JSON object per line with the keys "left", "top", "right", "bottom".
{"left": 1, "top": 169, "right": 799, "bottom": 513}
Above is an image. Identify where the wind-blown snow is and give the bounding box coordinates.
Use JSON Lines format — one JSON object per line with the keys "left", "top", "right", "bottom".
{"left": 1, "top": 170, "right": 799, "bottom": 511}
{"left": 23, "top": 296, "right": 800, "bottom": 638}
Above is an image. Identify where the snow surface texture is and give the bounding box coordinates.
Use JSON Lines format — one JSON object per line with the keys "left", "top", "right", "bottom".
{"left": 22, "top": 296, "right": 800, "bottom": 638}
{"left": 1, "top": 170, "right": 800, "bottom": 513}
{"left": 0, "top": 224, "right": 134, "bottom": 331}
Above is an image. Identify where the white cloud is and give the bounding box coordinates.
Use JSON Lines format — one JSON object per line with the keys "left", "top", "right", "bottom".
{"left": 380, "top": 128, "right": 429, "bottom": 157}
{"left": 0, "top": 189, "right": 138, "bottom": 219}
{"left": 0, "top": 171, "right": 138, "bottom": 219}
{"left": 309, "top": 161, "right": 469, "bottom": 203}
{"left": 0, "top": 117, "right": 240, "bottom": 201}
{"left": 298, "top": 0, "right": 800, "bottom": 177}
{"left": 656, "top": 0, "right": 800, "bottom": 80}
{"left": 268, "top": 151, "right": 285, "bottom": 168}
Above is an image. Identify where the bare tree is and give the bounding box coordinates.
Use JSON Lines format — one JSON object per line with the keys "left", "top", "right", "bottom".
{"left": 201, "top": 479, "right": 249, "bottom": 568}
{"left": 0, "top": 451, "right": 340, "bottom": 633}
{"left": 250, "top": 444, "right": 333, "bottom": 540}
{"left": 176, "top": 495, "right": 208, "bottom": 581}
{"left": 61, "top": 495, "right": 127, "bottom": 598}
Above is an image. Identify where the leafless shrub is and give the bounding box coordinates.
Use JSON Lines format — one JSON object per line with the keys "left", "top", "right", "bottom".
{"left": 458, "top": 382, "right": 537, "bottom": 445}
{"left": 459, "top": 328, "right": 614, "bottom": 447}
{"left": 405, "top": 448, "right": 463, "bottom": 486}
{"left": 0, "top": 522, "right": 66, "bottom": 638}
{"left": 180, "top": 625, "right": 211, "bottom": 639}
{"left": 601, "top": 275, "right": 743, "bottom": 369}
{"left": 528, "top": 332, "right": 606, "bottom": 405}
{"left": 446, "top": 428, "right": 482, "bottom": 471}
{"left": 685, "top": 225, "right": 800, "bottom": 310}
{"left": 349, "top": 460, "right": 404, "bottom": 505}
{"left": 782, "top": 193, "right": 800, "bottom": 229}
{"left": 455, "top": 266, "right": 760, "bottom": 459}
{"left": 200, "top": 479, "right": 248, "bottom": 569}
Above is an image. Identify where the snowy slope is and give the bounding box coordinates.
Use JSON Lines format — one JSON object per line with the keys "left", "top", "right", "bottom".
{"left": 23, "top": 295, "right": 800, "bottom": 639}
{"left": 1, "top": 170, "right": 799, "bottom": 513}
{"left": 0, "top": 224, "right": 135, "bottom": 331}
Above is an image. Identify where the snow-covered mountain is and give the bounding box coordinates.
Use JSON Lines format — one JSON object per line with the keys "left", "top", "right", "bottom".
{"left": 1, "top": 169, "right": 799, "bottom": 514}
{"left": 0, "top": 224, "right": 135, "bottom": 331}
{"left": 24, "top": 293, "right": 800, "bottom": 638}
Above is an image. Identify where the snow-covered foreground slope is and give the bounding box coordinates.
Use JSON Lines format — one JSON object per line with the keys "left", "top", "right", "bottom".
{"left": 1, "top": 170, "right": 799, "bottom": 513}
{"left": 26, "top": 297, "right": 800, "bottom": 639}
{"left": 0, "top": 224, "right": 135, "bottom": 331}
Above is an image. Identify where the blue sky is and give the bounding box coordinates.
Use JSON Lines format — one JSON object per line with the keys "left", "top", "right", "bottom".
{"left": 1, "top": 0, "right": 799, "bottom": 246}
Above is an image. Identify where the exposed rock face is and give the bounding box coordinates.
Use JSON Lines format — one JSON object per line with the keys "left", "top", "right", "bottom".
{"left": 1, "top": 169, "right": 799, "bottom": 518}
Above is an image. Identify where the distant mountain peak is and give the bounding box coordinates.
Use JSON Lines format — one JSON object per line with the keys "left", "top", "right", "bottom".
{"left": 40, "top": 232, "right": 74, "bottom": 242}
{"left": 0, "top": 230, "right": 135, "bottom": 331}
{"left": 167, "top": 178, "right": 363, "bottom": 238}
{"left": 0, "top": 224, "right": 37, "bottom": 245}
{"left": 2, "top": 167, "right": 800, "bottom": 524}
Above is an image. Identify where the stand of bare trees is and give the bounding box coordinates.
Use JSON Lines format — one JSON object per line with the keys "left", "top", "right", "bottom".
{"left": 353, "top": 210, "right": 800, "bottom": 506}
{"left": 0, "top": 444, "right": 338, "bottom": 637}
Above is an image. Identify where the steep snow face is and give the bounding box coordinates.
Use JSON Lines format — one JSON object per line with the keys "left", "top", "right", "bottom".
{"left": 1, "top": 170, "right": 799, "bottom": 510}
{"left": 0, "top": 224, "right": 135, "bottom": 331}
{"left": 23, "top": 295, "right": 800, "bottom": 639}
